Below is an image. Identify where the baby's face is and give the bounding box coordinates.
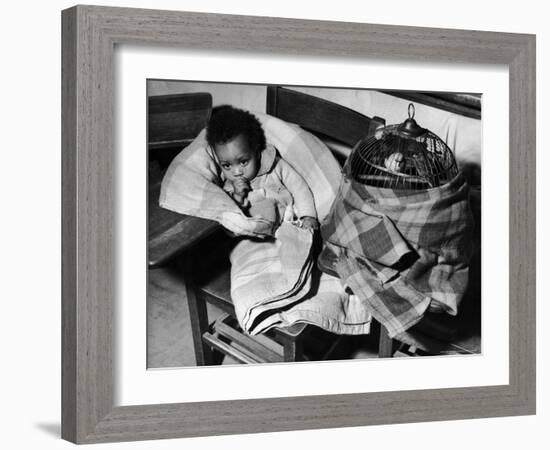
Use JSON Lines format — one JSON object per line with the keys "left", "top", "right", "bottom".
{"left": 214, "top": 134, "right": 260, "bottom": 182}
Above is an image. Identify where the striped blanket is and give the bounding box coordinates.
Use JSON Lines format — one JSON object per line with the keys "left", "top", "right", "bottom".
{"left": 321, "top": 172, "right": 474, "bottom": 338}
{"left": 230, "top": 222, "right": 315, "bottom": 334}
{"left": 160, "top": 112, "right": 372, "bottom": 335}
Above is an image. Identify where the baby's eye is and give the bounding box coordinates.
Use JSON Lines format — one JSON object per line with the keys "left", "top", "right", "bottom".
{"left": 240, "top": 160, "right": 249, "bottom": 166}
{"left": 221, "top": 163, "right": 231, "bottom": 170}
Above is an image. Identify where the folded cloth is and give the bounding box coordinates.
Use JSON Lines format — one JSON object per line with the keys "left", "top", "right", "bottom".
{"left": 250, "top": 272, "right": 372, "bottom": 336}
{"left": 231, "top": 222, "right": 314, "bottom": 333}
{"left": 232, "top": 226, "right": 372, "bottom": 336}
{"left": 321, "top": 172, "right": 474, "bottom": 338}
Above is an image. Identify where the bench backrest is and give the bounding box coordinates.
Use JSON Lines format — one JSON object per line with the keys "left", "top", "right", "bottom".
{"left": 148, "top": 92, "right": 212, "bottom": 150}
{"left": 266, "top": 86, "right": 385, "bottom": 151}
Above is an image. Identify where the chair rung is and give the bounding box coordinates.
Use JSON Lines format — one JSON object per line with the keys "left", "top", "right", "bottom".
{"left": 202, "top": 332, "right": 264, "bottom": 364}
{"left": 215, "top": 317, "right": 283, "bottom": 363}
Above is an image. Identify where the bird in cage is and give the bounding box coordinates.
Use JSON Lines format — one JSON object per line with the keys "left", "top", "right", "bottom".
{"left": 345, "top": 103, "right": 459, "bottom": 190}
{"left": 384, "top": 152, "right": 405, "bottom": 172}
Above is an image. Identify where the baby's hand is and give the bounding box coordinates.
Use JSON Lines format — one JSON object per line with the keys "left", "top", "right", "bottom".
{"left": 232, "top": 177, "right": 251, "bottom": 196}
{"left": 231, "top": 178, "right": 251, "bottom": 210}
{"left": 300, "top": 216, "right": 319, "bottom": 232}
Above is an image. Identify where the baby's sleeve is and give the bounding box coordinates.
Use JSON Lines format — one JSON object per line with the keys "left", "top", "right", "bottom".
{"left": 276, "top": 159, "right": 317, "bottom": 218}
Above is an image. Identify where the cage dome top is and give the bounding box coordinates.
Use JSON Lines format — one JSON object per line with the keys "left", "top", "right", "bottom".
{"left": 345, "top": 103, "right": 459, "bottom": 190}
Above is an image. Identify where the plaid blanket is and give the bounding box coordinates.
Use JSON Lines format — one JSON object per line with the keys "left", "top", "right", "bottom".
{"left": 160, "top": 112, "right": 372, "bottom": 335}
{"left": 321, "top": 172, "right": 474, "bottom": 338}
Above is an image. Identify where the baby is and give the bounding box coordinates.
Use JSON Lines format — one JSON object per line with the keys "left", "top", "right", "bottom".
{"left": 206, "top": 105, "right": 318, "bottom": 232}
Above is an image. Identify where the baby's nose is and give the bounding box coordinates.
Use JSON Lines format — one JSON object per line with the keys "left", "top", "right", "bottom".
{"left": 232, "top": 167, "right": 243, "bottom": 176}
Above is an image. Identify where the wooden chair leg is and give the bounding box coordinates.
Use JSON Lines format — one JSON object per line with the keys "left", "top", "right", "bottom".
{"left": 184, "top": 275, "right": 214, "bottom": 366}
{"left": 283, "top": 338, "right": 303, "bottom": 362}
{"left": 378, "top": 323, "right": 395, "bottom": 358}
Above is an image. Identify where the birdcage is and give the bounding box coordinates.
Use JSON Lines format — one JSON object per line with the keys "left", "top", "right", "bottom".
{"left": 344, "top": 104, "right": 459, "bottom": 190}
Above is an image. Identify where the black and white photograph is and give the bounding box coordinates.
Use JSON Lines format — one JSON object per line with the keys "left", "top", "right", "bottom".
{"left": 147, "top": 80, "right": 482, "bottom": 368}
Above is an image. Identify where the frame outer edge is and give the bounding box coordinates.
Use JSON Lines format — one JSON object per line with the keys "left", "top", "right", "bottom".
{"left": 84, "top": 4, "right": 524, "bottom": 64}
{"left": 82, "top": 3, "right": 116, "bottom": 442}
{"left": 61, "top": 5, "right": 78, "bottom": 444}
{"left": 509, "top": 35, "right": 536, "bottom": 413}
{"left": 63, "top": 5, "right": 116, "bottom": 443}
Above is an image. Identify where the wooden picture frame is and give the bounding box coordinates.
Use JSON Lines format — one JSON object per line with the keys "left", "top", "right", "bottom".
{"left": 61, "top": 5, "right": 536, "bottom": 444}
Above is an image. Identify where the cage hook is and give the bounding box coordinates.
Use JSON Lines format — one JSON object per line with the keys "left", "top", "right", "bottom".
{"left": 408, "top": 103, "right": 415, "bottom": 119}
